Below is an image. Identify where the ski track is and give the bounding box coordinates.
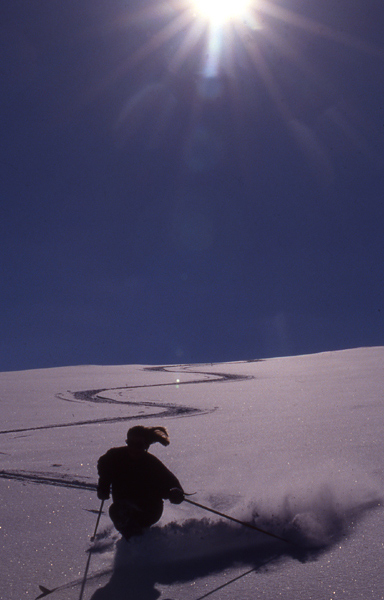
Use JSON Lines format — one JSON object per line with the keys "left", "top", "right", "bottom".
{"left": 0, "top": 469, "right": 96, "bottom": 491}
{"left": 0, "top": 365, "right": 254, "bottom": 495}
{"left": 0, "top": 365, "right": 253, "bottom": 435}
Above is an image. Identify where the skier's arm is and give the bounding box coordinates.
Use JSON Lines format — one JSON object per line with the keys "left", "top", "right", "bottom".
{"left": 97, "top": 478, "right": 110, "bottom": 500}
{"left": 147, "top": 453, "right": 184, "bottom": 503}
{"left": 157, "top": 461, "right": 184, "bottom": 503}
{"left": 97, "top": 453, "right": 113, "bottom": 500}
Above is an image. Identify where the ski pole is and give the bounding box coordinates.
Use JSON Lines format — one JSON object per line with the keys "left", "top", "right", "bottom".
{"left": 90, "top": 499, "right": 104, "bottom": 542}
{"left": 184, "top": 498, "right": 295, "bottom": 546}
{"left": 78, "top": 500, "right": 105, "bottom": 600}
{"left": 35, "top": 501, "right": 106, "bottom": 600}
{"left": 78, "top": 550, "right": 92, "bottom": 600}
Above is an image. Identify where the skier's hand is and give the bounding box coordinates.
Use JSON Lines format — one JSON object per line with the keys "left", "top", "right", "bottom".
{"left": 168, "top": 488, "right": 184, "bottom": 504}
{"left": 97, "top": 485, "right": 110, "bottom": 501}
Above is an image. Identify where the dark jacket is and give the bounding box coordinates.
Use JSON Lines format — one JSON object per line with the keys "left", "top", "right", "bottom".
{"left": 97, "top": 446, "right": 183, "bottom": 509}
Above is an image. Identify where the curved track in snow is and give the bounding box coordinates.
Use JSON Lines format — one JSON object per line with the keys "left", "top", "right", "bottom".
{"left": 0, "top": 363, "right": 255, "bottom": 493}
{"left": 0, "top": 364, "right": 254, "bottom": 435}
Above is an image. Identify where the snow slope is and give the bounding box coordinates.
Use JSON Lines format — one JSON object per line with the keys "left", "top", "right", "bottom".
{"left": 1, "top": 347, "right": 383, "bottom": 600}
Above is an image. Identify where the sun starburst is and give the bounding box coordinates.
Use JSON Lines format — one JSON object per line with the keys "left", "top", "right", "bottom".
{"left": 98, "top": 0, "right": 383, "bottom": 180}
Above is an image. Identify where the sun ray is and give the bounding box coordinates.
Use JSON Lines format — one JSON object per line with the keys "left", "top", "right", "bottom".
{"left": 167, "top": 19, "right": 207, "bottom": 75}
{"left": 82, "top": 8, "right": 194, "bottom": 105}
{"left": 256, "top": 20, "right": 336, "bottom": 107}
{"left": 238, "top": 28, "right": 291, "bottom": 122}
{"left": 124, "top": 9, "right": 193, "bottom": 69}
{"left": 257, "top": 0, "right": 384, "bottom": 58}
{"left": 109, "top": 1, "right": 188, "bottom": 30}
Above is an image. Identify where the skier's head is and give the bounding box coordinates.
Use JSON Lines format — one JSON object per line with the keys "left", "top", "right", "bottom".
{"left": 126, "top": 426, "right": 170, "bottom": 456}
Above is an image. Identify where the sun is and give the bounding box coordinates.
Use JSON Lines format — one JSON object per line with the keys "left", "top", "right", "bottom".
{"left": 193, "top": 0, "right": 251, "bottom": 25}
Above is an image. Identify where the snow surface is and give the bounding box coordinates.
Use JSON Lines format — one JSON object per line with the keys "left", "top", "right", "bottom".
{"left": 1, "top": 347, "right": 384, "bottom": 600}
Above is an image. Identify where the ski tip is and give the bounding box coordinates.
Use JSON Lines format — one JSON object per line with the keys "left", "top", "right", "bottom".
{"left": 36, "top": 585, "right": 53, "bottom": 598}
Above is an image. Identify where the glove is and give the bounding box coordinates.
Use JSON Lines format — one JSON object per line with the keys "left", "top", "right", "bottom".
{"left": 97, "top": 483, "right": 110, "bottom": 501}
{"left": 168, "top": 487, "right": 184, "bottom": 504}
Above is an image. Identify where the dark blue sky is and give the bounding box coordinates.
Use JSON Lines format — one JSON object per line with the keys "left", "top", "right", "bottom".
{"left": 1, "top": 0, "right": 384, "bottom": 371}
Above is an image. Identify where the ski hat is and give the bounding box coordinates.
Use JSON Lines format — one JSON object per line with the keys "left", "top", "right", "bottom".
{"left": 126, "top": 425, "right": 170, "bottom": 447}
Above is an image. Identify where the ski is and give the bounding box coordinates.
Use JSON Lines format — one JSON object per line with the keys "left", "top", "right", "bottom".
{"left": 36, "top": 585, "right": 56, "bottom": 599}
{"left": 35, "top": 564, "right": 113, "bottom": 600}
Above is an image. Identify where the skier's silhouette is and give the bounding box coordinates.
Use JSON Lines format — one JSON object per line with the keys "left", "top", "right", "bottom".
{"left": 97, "top": 426, "right": 184, "bottom": 539}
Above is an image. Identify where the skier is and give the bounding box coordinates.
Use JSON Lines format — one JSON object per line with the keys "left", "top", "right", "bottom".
{"left": 97, "top": 425, "right": 184, "bottom": 539}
